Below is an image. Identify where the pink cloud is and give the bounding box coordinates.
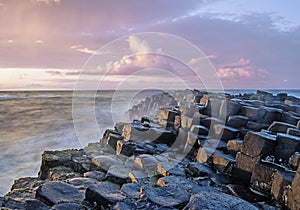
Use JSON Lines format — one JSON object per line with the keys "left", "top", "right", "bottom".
{"left": 217, "top": 59, "right": 270, "bottom": 82}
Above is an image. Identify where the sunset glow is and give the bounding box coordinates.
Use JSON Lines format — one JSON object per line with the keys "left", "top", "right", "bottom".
{"left": 0, "top": 0, "right": 299, "bottom": 90}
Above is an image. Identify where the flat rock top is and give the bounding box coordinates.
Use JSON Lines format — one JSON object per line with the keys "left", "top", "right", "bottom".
{"left": 36, "top": 181, "right": 85, "bottom": 206}
{"left": 184, "top": 191, "right": 259, "bottom": 210}
{"left": 142, "top": 186, "right": 190, "bottom": 207}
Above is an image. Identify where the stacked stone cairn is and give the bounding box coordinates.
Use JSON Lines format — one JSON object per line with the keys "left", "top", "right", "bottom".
{"left": 1, "top": 90, "right": 300, "bottom": 209}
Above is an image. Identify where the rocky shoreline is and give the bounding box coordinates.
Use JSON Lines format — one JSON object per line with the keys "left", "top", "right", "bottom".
{"left": 1, "top": 90, "right": 300, "bottom": 210}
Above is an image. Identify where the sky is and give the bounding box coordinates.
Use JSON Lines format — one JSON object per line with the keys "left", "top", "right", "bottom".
{"left": 0, "top": 0, "right": 299, "bottom": 90}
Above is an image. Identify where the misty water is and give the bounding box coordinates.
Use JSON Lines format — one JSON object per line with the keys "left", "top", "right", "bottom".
{"left": 0, "top": 90, "right": 160, "bottom": 196}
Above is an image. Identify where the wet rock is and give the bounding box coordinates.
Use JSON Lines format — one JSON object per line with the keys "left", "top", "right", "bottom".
{"left": 183, "top": 191, "right": 258, "bottom": 210}
{"left": 0, "top": 197, "right": 3, "bottom": 207}
{"left": 227, "top": 115, "right": 249, "bottom": 129}
{"left": 186, "top": 162, "right": 214, "bottom": 177}
{"left": 268, "top": 121, "right": 297, "bottom": 133}
{"left": 91, "top": 154, "right": 123, "bottom": 172}
{"left": 106, "top": 165, "right": 131, "bottom": 185}
{"left": 85, "top": 181, "right": 126, "bottom": 208}
{"left": 274, "top": 134, "right": 300, "bottom": 162}
{"left": 83, "top": 171, "right": 106, "bottom": 181}
{"left": 51, "top": 203, "right": 87, "bottom": 210}
{"left": 241, "top": 131, "right": 276, "bottom": 158}
{"left": 212, "top": 124, "right": 240, "bottom": 141}
{"left": 212, "top": 151, "right": 236, "bottom": 173}
{"left": 271, "top": 170, "right": 295, "bottom": 203}
{"left": 287, "top": 128, "right": 300, "bottom": 137}
{"left": 116, "top": 140, "right": 136, "bottom": 156}
{"left": 121, "top": 182, "right": 141, "bottom": 199}
{"left": 36, "top": 181, "right": 84, "bottom": 206}
{"left": 141, "top": 186, "right": 190, "bottom": 208}
{"left": 287, "top": 165, "right": 300, "bottom": 210}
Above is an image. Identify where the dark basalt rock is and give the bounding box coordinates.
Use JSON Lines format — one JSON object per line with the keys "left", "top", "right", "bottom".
{"left": 186, "top": 162, "right": 214, "bottom": 177}
{"left": 51, "top": 202, "right": 87, "bottom": 210}
{"left": 85, "top": 181, "right": 126, "bottom": 208}
{"left": 268, "top": 121, "right": 297, "bottom": 133}
{"left": 83, "top": 171, "right": 106, "bottom": 181}
{"left": 156, "top": 176, "right": 204, "bottom": 194}
{"left": 275, "top": 134, "right": 300, "bottom": 162}
{"left": 105, "top": 165, "right": 132, "bottom": 185}
{"left": 38, "top": 149, "right": 89, "bottom": 180}
{"left": 212, "top": 124, "right": 240, "bottom": 141}
{"left": 241, "top": 131, "right": 277, "bottom": 158}
{"left": 91, "top": 154, "right": 123, "bottom": 172}
{"left": 141, "top": 185, "right": 190, "bottom": 208}
{"left": 36, "top": 181, "right": 85, "bottom": 206}
{"left": 227, "top": 115, "right": 249, "bottom": 129}
{"left": 183, "top": 191, "right": 258, "bottom": 210}
{"left": 121, "top": 182, "right": 141, "bottom": 199}
{"left": 66, "top": 178, "right": 99, "bottom": 190}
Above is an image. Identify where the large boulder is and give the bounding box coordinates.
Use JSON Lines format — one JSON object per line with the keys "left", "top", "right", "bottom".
{"left": 227, "top": 115, "right": 249, "bottom": 129}
{"left": 241, "top": 131, "right": 276, "bottom": 158}
{"left": 274, "top": 134, "right": 300, "bottom": 162}
{"left": 141, "top": 186, "right": 190, "bottom": 208}
{"left": 85, "top": 181, "right": 126, "bottom": 208}
{"left": 183, "top": 191, "right": 258, "bottom": 210}
{"left": 268, "top": 121, "right": 297, "bottom": 133}
{"left": 35, "top": 181, "right": 84, "bottom": 206}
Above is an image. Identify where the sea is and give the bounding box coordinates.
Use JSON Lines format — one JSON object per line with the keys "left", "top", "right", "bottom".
{"left": 0, "top": 89, "right": 299, "bottom": 196}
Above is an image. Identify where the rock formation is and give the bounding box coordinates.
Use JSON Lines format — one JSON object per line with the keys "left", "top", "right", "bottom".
{"left": 1, "top": 89, "right": 300, "bottom": 209}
